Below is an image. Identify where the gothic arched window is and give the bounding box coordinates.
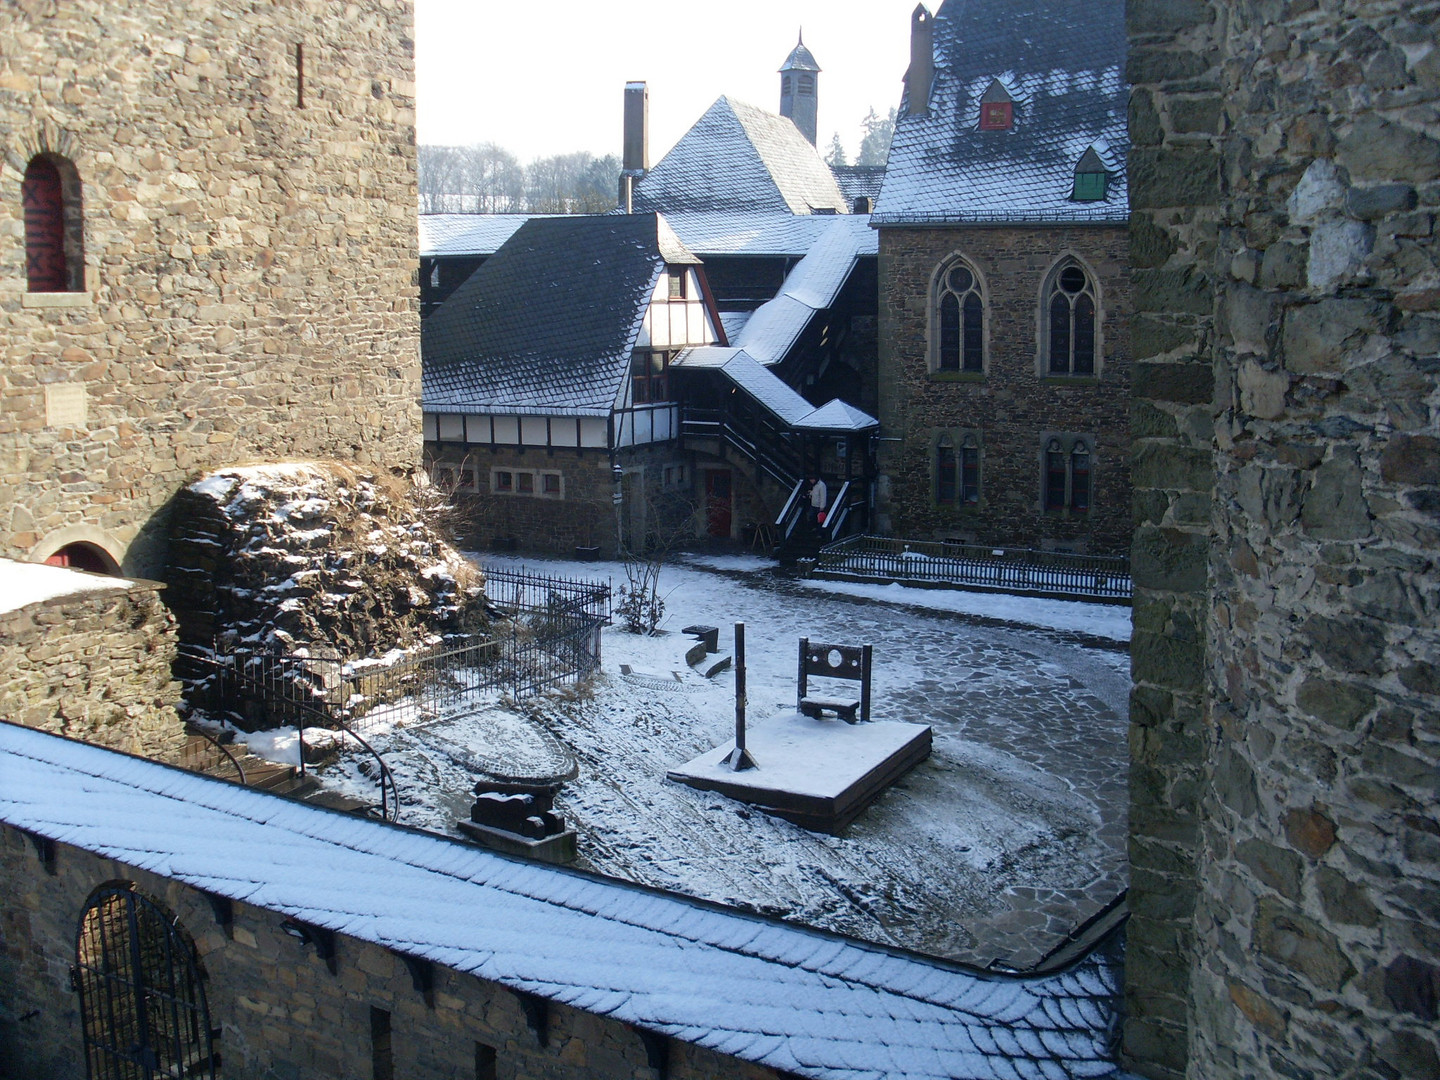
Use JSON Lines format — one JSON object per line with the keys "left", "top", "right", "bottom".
{"left": 1046, "top": 261, "right": 1097, "bottom": 375}
{"left": 74, "top": 882, "right": 217, "bottom": 1080}
{"left": 935, "top": 261, "right": 984, "bottom": 373}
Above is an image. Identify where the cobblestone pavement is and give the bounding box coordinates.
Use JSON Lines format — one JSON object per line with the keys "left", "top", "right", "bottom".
{"left": 726, "top": 567, "right": 1131, "bottom": 968}
{"left": 366, "top": 556, "right": 1132, "bottom": 971}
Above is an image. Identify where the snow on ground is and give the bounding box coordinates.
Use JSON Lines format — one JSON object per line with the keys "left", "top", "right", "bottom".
{"left": 682, "top": 552, "right": 1133, "bottom": 642}
{"left": 264, "top": 552, "right": 1130, "bottom": 968}
{"left": 0, "top": 557, "right": 132, "bottom": 615}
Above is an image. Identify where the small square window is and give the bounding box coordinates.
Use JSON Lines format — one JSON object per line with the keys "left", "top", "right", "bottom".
{"left": 517, "top": 473, "right": 534, "bottom": 494}
{"left": 542, "top": 473, "right": 560, "bottom": 494}
{"left": 494, "top": 470, "right": 512, "bottom": 493}
{"left": 1072, "top": 172, "right": 1108, "bottom": 202}
{"left": 980, "top": 101, "right": 1013, "bottom": 131}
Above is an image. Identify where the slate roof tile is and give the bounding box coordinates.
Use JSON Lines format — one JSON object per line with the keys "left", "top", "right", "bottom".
{"left": 873, "top": 0, "right": 1128, "bottom": 223}
{"left": 633, "top": 97, "right": 848, "bottom": 216}
{"left": 422, "top": 214, "right": 689, "bottom": 415}
{"left": 0, "top": 723, "right": 1136, "bottom": 1080}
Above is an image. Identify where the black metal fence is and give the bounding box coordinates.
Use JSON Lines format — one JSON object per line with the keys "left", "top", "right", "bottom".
{"left": 814, "top": 534, "right": 1131, "bottom": 603}
{"left": 483, "top": 565, "right": 612, "bottom": 623}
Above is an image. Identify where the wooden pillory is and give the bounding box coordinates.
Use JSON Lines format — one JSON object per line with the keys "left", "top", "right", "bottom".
{"left": 797, "top": 638, "right": 872, "bottom": 724}
{"left": 722, "top": 622, "right": 758, "bottom": 771}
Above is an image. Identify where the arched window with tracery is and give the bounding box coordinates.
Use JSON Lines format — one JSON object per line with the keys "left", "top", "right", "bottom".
{"left": 1046, "top": 261, "right": 1097, "bottom": 375}
{"left": 74, "top": 882, "right": 217, "bottom": 1080}
{"left": 935, "top": 260, "right": 984, "bottom": 373}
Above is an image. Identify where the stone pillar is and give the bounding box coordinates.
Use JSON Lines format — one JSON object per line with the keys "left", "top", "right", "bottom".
{"left": 1123, "top": 1, "right": 1225, "bottom": 1076}
{"left": 1127, "top": 2, "right": 1440, "bottom": 1079}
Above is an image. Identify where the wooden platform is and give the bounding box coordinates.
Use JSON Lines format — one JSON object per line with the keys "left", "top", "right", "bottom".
{"left": 666, "top": 713, "right": 932, "bottom": 834}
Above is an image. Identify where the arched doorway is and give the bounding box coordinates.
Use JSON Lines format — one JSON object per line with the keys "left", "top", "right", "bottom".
{"left": 44, "top": 542, "right": 119, "bottom": 575}
{"left": 73, "top": 882, "right": 217, "bottom": 1080}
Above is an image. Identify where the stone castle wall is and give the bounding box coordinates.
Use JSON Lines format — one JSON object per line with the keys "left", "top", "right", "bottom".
{"left": 876, "top": 225, "right": 1131, "bottom": 555}
{"left": 0, "top": 0, "right": 421, "bottom": 578}
{"left": 1126, "top": 2, "right": 1439, "bottom": 1078}
{"left": 0, "top": 825, "right": 779, "bottom": 1080}
{"left": 0, "top": 583, "right": 183, "bottom": 761}
{"left": 427, "top": 443, "right": 697, "bottom": 558}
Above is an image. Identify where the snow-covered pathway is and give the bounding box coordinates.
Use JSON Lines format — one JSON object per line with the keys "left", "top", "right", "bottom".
{"left": 315, "top": 552, "right": 1131, "bottom": 968}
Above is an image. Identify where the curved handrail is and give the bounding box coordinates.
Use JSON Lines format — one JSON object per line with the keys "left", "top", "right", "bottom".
{"left": 187, "top": 653, "right": 400, "bottom": 822}
{"left": 181, "top": 722, "right": 248, "bottom": 786}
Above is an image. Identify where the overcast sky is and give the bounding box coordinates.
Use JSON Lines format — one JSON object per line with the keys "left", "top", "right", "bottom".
{"left": 415, "top": 1, "right": 921, "bottom": 164}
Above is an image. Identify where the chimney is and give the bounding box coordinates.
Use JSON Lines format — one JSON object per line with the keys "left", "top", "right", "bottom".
{"left": 623, "top": 81, "right": 649, "bottom": 174}
{"left": 620, "top": 81, "right": 649, "bottom": 212}
{"left": 906, "top": 5, "right": 934, "bottom": 118}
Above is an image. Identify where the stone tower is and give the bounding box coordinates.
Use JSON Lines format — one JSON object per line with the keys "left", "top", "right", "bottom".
{"left": 779, "top": 32, "right": 820, "bottom": 146}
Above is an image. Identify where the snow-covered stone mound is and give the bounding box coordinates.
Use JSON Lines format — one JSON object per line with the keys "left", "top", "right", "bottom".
{"left": 166, "top": 463, "right": 484, "bottom": 658}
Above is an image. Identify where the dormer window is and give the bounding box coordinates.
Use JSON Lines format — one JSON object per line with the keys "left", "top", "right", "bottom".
{"left": 978, "top": 80, "right": 1014, "bottom": 131}
{"left": 667, "top": 266, "right": 688, "bottom": 299}
{"left": 1071, "top": 147, "right": 1110, "bottom": 201}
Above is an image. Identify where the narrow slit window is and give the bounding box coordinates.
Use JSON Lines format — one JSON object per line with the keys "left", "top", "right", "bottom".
{"left": 936, "top": 435, "right": 956, "bottom": 503}
{"left": 961, "top": 441, "right": 980, "bottom": 504}
{"left": 23, "top": 156, "right": 73, "bottom": 292}
{"left": 370, "top": 1007, "right": 393, "bottom": 1080}
{"left": 295, "top": 43, "right": 305, "bottom": 109}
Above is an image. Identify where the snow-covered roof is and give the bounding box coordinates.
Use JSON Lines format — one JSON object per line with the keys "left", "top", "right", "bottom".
{"left": 674, "top": 349, "right": 877, "bottom": 433}
{"left": 633, "top": 97, "right": 849, "bottom": 216}
{"left": 419, "top": 214, "right": 549, "bottom": 258}
{"left": 423, "top": 214, "right": 692, "bottom": 416}
{"left": 780, "top": 36, "right": 821, "bottom": 73}
{"left": 0, "top": 557, "right": 132, "bottom": 615}
{"left": 873, "top": 0, "right": 1128, "bottom": 224}
{"left": 830, "top": 165, "right": 887, "bottom": 207}
{"left": 419, "top": 212, "right": 840, "bottom": 261}
{"left": 731, "top": 215, "right": 876, "bottom": 365}
{"left": 0, "top": 722, "right": 1131, "bottom": 1080}
{"left": 795, "top": 399, "right": 880, "bottom": 432}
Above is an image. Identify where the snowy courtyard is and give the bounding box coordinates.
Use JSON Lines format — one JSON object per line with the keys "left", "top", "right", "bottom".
{"left": 247, "top": 552, "right": 1131, "bottom": 970}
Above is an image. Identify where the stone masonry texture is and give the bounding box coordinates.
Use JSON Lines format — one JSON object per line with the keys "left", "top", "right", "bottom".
{"left": 876, "top": 224, "right": 1132, "bottom": 555}
{"left": 0, "top": 0, "right": 421, "bottom": 579}
{"left": 0, "top": 583, "right": 183, "bottom": 761}
{"left": 1126, "top": 2, "right": 1440, "bottom": 1079}
{"left": 0, "top": 826, "right": 780, "bottom": 1080}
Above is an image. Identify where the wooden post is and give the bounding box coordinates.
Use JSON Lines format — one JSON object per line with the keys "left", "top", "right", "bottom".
{"left": 724, "top": 621, "right": 758, "bottom": 771}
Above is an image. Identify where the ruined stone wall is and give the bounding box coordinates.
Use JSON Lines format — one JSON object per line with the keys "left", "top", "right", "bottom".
{"left": 0, "top": 0, "right": 420, "bottom": 579}
{"left": 876, "top": 224, "right": 1131, "bottom": 554}
{"left": 0, "top": 584, "right": 183, "bottom": 760}
{"left": 0, "top": 826, "right": 779, "bottom": 1080}
{"left": 1126, "top": 2, "right": 1440, "bottom": 1078}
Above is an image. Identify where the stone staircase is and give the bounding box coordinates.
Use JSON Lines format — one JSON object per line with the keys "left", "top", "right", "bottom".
{"left": 180, "top": 728, "right": 375, "bottom": 816}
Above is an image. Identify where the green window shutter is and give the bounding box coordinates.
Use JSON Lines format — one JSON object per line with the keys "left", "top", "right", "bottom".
{"left": 1072, "top": 171, "right": 1108, "bottom": 201}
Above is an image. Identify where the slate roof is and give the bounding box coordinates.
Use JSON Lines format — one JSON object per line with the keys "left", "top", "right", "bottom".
{"left": 873, "top": 0, "right": 1128, "bottom": 224}
{"left": 729, "top": 215, "right": 877, "bottom": 365}
{"left": 780, "top": 36, "right": 821, "bottom": 72}
{"left": 632, "top": 97, "right": 849, "bottom": 216}
{"left": 0, "top": 723, "right": 1135, "bottom": 1080}
{"left": 422, "top": 214, "right": 692, "bottom": 416}
{"left": 419, "top": 214, "right": 547, "bottom": 258}
{"left": 831, "top": 165, "right": 887, "bottom": 207}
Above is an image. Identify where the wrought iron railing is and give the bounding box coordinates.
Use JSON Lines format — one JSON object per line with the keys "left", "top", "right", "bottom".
{"left": 183, "top": 650, "right": 400, "bottom": 822}
{"left": 814, "top": 535, "right": 1132, "bottom": 602}
{"left": 484, "top": 565, "right": 612, "bottom": 623}
{"left": 179, "top": 721, "right": 248, "bottom": 785}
